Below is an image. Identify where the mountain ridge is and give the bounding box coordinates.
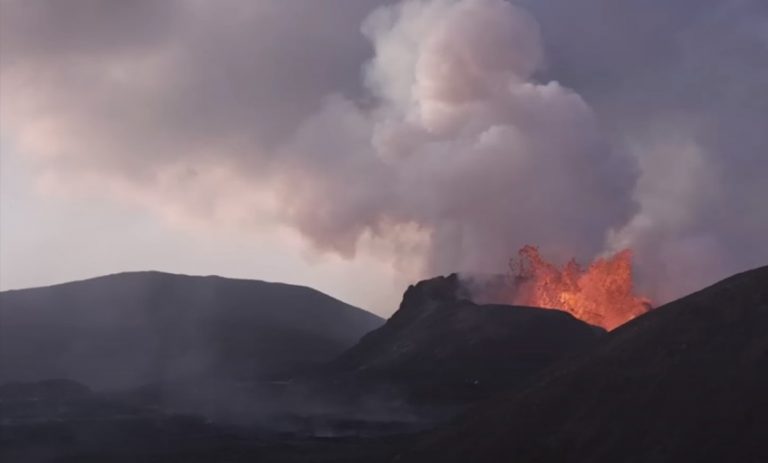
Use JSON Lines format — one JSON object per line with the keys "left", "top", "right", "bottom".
{"left": 0, "top": 271, "right": 382, "bottom": 391}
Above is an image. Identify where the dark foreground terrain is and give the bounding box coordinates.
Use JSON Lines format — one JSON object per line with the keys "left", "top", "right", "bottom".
{"left": 2, "top": 267, "right": 768, "bottom": 462}
{"left": 0, "top": 379, "right": 413, "bottom": 463}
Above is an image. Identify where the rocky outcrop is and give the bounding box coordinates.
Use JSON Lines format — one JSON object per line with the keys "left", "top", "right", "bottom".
{"left": 325, "top": 274, "right": 604, "bottom": 404}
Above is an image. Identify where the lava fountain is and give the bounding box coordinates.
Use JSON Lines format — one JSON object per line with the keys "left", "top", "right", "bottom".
{"left": 508, "top": 245, "right": 652, "bottom": 330}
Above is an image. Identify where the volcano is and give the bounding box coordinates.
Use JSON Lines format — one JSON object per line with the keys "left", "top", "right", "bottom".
{"left": 322, "top": 274, "right": 603, "bottom": 406}
{"left": 399, "top": 265, "right": 768, "bottom": 463}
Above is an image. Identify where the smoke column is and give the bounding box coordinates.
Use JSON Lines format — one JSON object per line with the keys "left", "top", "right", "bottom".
{"left": 2, "top": 0, "right": 766, "bottom": 304}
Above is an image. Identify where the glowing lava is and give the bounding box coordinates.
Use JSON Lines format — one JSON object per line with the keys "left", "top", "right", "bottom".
{"left": 509, "top": 245, "right": 651, "bottom": 330}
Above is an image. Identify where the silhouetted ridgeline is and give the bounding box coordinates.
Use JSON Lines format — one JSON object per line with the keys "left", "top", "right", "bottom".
{"left": 0, "top": 271, "right": 382, "bottom": 389}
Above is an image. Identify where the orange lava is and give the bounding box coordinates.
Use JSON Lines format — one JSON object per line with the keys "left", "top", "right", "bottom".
{"left": 509, "top": 245, "right": 651, "bottom": 330}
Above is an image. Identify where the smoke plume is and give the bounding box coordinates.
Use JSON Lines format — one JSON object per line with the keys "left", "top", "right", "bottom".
{"left": 2, "top": 0, "right": 766, "bottom": 303}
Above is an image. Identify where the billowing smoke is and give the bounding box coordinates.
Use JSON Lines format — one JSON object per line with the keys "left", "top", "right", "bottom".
{"left": 1, "top": 0, "right": 766, "bottom": 304}
{"left": 276, "top": 0, "right": 638, "bottom": 274}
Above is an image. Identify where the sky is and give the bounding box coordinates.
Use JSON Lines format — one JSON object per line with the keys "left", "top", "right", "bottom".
{"left": 0, "top": 141, "right": 405, "bottom": 315}
{"left": 1, "top": 0, "right": 767, "bottom": 317}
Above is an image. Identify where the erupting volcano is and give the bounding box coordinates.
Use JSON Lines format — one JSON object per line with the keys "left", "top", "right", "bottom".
{"left": 508, "top": 246, "right": 651, "bottom": 330}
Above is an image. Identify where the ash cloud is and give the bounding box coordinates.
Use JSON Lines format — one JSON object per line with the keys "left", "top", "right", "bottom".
{"left": 1, "top": 0, "right": 767, "bottom": 303}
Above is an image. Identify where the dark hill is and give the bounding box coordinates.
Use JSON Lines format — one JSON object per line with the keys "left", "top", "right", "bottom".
{"left": 0, "top": 272, "right": 382, "bottom": 390}
{"left": 319, "top": 274, "right": 604, "bottom": 406}
{"left": 402, "top": 266, "right": 768, "bottom": 463}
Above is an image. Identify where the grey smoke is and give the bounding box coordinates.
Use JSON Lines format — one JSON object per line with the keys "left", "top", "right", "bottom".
{"left": 1, "top": 0, "right": 766, "bottom": 303}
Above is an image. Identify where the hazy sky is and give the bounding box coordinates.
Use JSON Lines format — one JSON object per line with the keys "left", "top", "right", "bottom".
{"left": 1, "top": 0, "right": 767, "bottom": 316}
{"left": 0, "top": 139, "right": 405, "bottom": 314}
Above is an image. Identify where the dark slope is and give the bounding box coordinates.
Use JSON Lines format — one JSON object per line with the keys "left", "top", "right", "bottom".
{"left": 402, "top": 266, "right": 768, "bottom": 463}
{"left": 321, "top": 274, "right": 604, "bottom": 405}
{"left": 0, "top": 272, "right": 382, "bottom": 390}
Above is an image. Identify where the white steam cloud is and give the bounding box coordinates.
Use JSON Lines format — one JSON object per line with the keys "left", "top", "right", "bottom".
{"left": 2, "top": 0, "right": 766, "bottom": 303}
{"left": 277, "top": 0, "right": 637, "bottom": 275}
